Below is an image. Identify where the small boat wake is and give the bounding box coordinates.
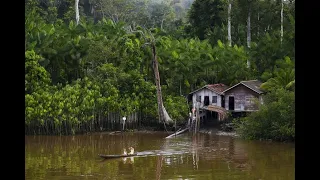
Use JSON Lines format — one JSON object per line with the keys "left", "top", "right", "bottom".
{"left": 136, "top": 149, "right": 189, "bottom": 157}
{"left": 98, "top": 153, "right": 138, "bottom": 159}
{"left": 98, "top": 149, "right": 189, "bottom": 163}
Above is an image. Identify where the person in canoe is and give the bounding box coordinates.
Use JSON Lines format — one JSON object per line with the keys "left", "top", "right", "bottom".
{"left": 128, "top": 147, "right": 135, "bottom": 155}
{"left": 122, "top": 147, "right": 135, "bottom": 164}
{"left": 123, "top": 148, "right": 128, "bottom": 155}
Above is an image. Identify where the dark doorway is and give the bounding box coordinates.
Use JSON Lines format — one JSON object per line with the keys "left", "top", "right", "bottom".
{"left": 221, "top": 96, "right": 225, "bottom": 108}
{"left": 229, "top": 96, "right": 234, "bottom": 110}
{"left": 204, "top": 96, "right": 209, "bottom": 106}
{"left": 203, "top": 110, "right": 219, "bottom": 127}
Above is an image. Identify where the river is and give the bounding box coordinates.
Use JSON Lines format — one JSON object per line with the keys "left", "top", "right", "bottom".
{"left": 25, "top": 131, "right": 294, "bottom": 180}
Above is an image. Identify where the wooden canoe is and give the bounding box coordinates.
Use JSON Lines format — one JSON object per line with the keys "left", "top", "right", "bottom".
{"left": 98, "top": 153, "right": 138, "bottom": 159}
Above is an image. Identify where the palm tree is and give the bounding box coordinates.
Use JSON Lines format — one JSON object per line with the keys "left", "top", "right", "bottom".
{"left": 261, "top": 68, "right": 294, "bottom": 91}
{"left": 261, "top": 57, "right": 295, "bottom": 91}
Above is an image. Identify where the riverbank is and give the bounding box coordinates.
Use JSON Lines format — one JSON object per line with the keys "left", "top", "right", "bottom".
{"left": 95, "top": 128, "right": 239, "bottom": 138}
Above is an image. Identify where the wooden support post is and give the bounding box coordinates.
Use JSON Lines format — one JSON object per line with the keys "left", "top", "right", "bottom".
{"left": 195, "top": 103, "right": 200, "bottom": 134}
{"left": 190, "top": 105, "right": 195, "bottom": 133}
{"left": 122, "top": 116, "right": 126, "bottom": 131}
{"left": 188, "top": 112, "right": 191, "bottom": 128}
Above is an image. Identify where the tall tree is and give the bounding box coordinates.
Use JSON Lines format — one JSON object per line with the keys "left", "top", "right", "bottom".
{"left": 75, "top": 0, "right": 79, "bottom": 24}
{"left": 280, "top": 0, "right": 283, "bottom": 44}
{"left": 187, "top": 0, "right": 226, "bottom": 40}
{"left": 228, "top": 0, "right": 232, "bottom": 46}
{"left": 246, "top": 0, "right": 251, "bottom": 68}
{"left": 147, "top": 1, "right": 176, "bottom": 31}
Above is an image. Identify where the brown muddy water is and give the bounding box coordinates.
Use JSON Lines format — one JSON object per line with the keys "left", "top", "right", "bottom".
{"left": 25, "top": 132, "right": 294, "bottom": 180}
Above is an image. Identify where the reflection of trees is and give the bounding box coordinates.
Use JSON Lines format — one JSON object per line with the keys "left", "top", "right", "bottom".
{"left": 191, "top": 134, "right": 200, "bottom": 170}
{"left": 221, "top": 137, "right": 251, "bottom": 171}
{"left": 25, "top": 133, "right": 159, "bottom": 179}
{"left": 155, "top": 155, "right": 164, "bottom": 180}
{"left": 187, "top": 134, "right": 251, "bottom": 171}
{"left": 242, "top": 140, "right": 295, "bottom": 179}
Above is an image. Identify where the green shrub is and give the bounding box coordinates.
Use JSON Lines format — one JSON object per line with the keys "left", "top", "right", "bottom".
{"left": 234, "top": 88, "right": 295, "bottom": 141}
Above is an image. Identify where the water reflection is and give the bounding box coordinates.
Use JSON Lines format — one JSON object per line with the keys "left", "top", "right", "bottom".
{"left": 155, "top": 155, "right": 164, "bottom": 180}
{"left": 159, "top": 134, "right": 251, "bottom": 171}
{"left": 122, "top": 156, "right": 135, "bottom": 164}
{"left": 25, "top": 132, "right": 294, "bottom": 180}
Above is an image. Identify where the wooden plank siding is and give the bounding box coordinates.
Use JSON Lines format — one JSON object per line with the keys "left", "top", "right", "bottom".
{"left": 224, "top": 84, "right": 260, "bottom": 111}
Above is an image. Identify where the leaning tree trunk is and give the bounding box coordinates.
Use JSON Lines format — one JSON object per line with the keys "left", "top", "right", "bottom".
{"left": 75, "top": 0, "right": 80, "bottom": 25}
{"left": 228, "top": 0, "right": 232, "bottom": 47}
{"left": 246, "top": 3, "right": 251, "bottom": 68}
{"left": 152, "top": 43, "right": 165, "bottom": 123}
{"left": 163, "top": 104, "right": 172, "bottom": 123}
{"left": 151, "top": 43, "right": 172, "bottom": 124}
{"left": 280, "top": 0, "right": 284, "bottom": 45}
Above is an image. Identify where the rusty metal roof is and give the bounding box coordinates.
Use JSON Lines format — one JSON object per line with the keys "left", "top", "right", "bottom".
{"left": 222, "top": 80, "right": 265, "bottom": 94}
{"left": 189, "top": 83, "right": 229, "bottom": 95}
{"left": 206, "top": 84, "right": 230, "bottom": 94}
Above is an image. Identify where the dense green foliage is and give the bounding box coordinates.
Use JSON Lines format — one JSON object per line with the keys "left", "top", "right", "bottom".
{"left": 25, "top": 0, "right": 295, "bottom": 139}
{"left": 234, "top": 88, "right": 295, "bottom": 141}
{"left": 234, "top": 57, "right": 295, "bottom": 141}
{"left": 186, "top": 0, "right": 225, "bottom": 40}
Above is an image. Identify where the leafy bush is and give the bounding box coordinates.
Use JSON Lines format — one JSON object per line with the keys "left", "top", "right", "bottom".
{"left": 234, "top": 88, "right": 295, "bottom": 141}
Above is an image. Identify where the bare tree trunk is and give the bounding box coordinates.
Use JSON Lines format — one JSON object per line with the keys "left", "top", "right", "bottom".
{"left": 246, "top": 3, "right": 251, "bottom": 68}
{"left": 115, "top": 14, "right": 119, "bottom": 23}
{"left": 179, "top": 80, "right": 182, "bottom": 95}
{"left": 160, "top": 13, "right": 166, "bottom": 31}
{"left": 281, "top": 0, "right": 284, "bottom": 45}
{"left": 75, "top": 0, "right": 80, "bottom": 25}
{"left": 228, "top": 0, "right": 232, "bottom": 47}
{"left": 257, "top": 12, "right": 260, "bottom": 37}
{"left": 162, "top": 104, "right": 173, "bottom": 123}
{"left": 152, "top": 43, "right": 165, "bottom": 123}
{"left": 161, "top": 19, "right": 164, "bottom": 31}
{"left": 98, "top": 1, "right": 105, "bottom": 19}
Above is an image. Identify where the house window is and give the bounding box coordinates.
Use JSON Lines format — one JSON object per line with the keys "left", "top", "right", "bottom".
{"left": 197, "top": 95, "right": 201, "bottom": 102}
{"left": 212, "top": 96, "right": 217, "bottom": 103}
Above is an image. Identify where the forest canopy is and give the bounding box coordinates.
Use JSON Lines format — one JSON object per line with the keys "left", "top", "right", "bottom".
{"left": 25, "top": 0, "right": 295, "bottom": 141}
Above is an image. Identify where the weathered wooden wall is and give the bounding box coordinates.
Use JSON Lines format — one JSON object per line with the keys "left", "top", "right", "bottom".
{"left": 224, "top": 84, "right": 260, "bottom": 111}
{"left": 192, "top": 88, "right": 222, "bottom": 108}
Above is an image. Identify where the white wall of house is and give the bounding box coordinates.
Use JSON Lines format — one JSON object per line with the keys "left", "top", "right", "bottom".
{"left": 191, "top": 88, "right": 222, "bottom": 108}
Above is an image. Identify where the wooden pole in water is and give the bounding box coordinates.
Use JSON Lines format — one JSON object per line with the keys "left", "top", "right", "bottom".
{"left": 194, "top": 110, "right": 197, "bottom": 134}
{"left": 188, "top": 112, "right": 191, "bottom": 129}
{"left": 122, "top": 116, "right": 126, "bottom": 131}
{"left": 195, "top": 102, "right": 200, "bottom": 134}
{"left": 174, "top": 118, "right": 177, "bottom": 137}
{"left": 191, "top": 105, "right": 195, "bottom": 132}
{"left": 197, "top": 112, "right": 201, "bottom": 132}
{"left": 165, "top": 128, "right": 188, "bottom": 138}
